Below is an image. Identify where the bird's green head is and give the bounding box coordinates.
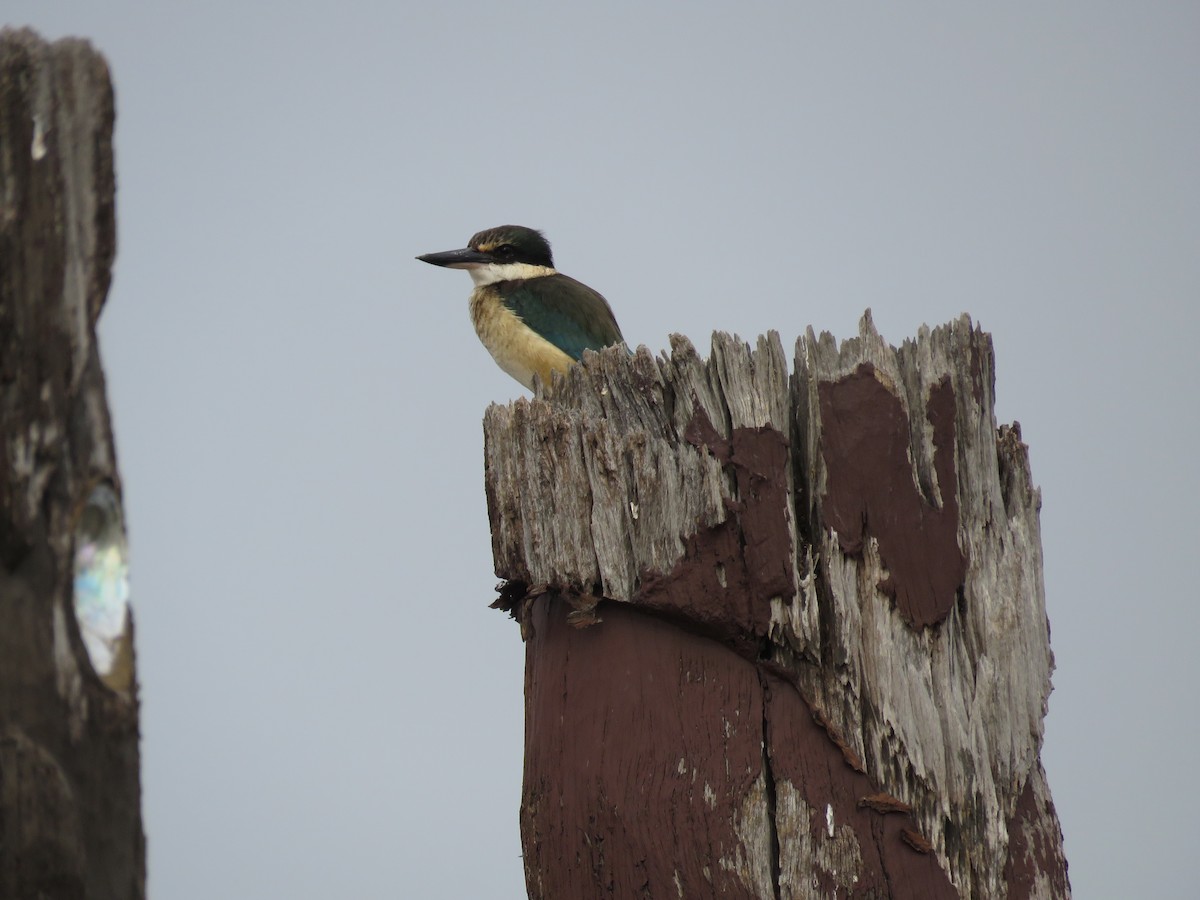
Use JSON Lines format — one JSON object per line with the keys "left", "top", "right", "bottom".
{"left": 417, "top": 225, "right": 556, "bottom": 286}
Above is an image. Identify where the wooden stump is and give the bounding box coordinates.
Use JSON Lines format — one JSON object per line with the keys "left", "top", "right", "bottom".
{"left": 484, "top": 313, "right": 1068, "bottom": 899}
{"left": 0, "top": 28, "right": 143, "bottom": 900}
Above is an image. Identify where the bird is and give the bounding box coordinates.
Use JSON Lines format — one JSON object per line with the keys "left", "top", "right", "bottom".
{"left": 417, "top": 225, "right": 625, "bottom": 391}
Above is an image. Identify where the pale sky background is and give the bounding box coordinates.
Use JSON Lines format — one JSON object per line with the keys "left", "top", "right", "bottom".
{"left": 7, "top": 3, "right": 1198, "bottom": 898}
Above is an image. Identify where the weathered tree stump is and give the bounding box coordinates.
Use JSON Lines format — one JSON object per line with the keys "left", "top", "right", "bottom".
{"left": 0, "top": 28, "right": 143, "bottom": 900}
{"left": 484, "top": 313, "right": 1068, "bottom": 898}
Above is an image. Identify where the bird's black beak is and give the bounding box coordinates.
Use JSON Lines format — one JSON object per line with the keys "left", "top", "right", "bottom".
{"left": 416, "top": 247, "right": 491, "bottom": 269}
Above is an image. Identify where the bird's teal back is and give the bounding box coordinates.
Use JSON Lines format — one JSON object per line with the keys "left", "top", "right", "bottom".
{"left": 493, "top": 274, "right": 624, "bottom": 361}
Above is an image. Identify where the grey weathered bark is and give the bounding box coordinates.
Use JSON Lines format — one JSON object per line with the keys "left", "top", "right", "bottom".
{"left": 0, "top": 28, "right": 144, "bottom": 900}
{"left": 484, "top": 314, "right": 1069, "bottom": 898}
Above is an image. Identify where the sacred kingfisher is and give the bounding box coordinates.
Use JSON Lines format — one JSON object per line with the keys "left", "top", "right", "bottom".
{"left": 417, "top": 225, "right": 625, "bottom": 391}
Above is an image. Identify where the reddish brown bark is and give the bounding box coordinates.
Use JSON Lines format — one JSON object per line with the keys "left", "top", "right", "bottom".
{"left": 818, "top": 364, "right": 967, "bottom": 629}
{"left": 522, "top": 596, "right": 768, "bottom": 898}
{"left": 487, "top": 303, "right": 1067, "bottom": 898}
{"left": 521, "top": 596, "right": 956, "bottom": 899}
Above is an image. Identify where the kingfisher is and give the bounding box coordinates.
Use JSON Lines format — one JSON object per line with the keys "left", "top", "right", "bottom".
{"left": 417, "top": 225, "right": 625, "bottom": 391}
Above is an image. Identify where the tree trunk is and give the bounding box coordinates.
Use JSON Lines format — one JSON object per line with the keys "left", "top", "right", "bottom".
{"left": 0, "top": 28, "right": 144, "bottom": 900}
{"left": 484, "top": 313, "right": 1068, "bottom": 898}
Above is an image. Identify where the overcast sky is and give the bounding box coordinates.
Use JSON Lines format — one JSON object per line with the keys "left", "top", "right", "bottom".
{"left": 7, "top": 3, "right": 1198, "bottom": 897}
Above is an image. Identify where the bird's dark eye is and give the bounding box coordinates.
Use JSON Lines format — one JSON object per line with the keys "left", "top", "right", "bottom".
{"left": 495, "top": 244, "right": 515, "bottom": 260}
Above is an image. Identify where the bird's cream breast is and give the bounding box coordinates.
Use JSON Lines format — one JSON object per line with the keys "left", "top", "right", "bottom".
{"left": 469, "top": 289, "right": 575, "bottom": 391}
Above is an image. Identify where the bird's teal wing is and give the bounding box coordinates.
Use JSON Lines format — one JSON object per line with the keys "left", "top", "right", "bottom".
{"left": 496, "top": 274, "right": 624, "bottom": 361}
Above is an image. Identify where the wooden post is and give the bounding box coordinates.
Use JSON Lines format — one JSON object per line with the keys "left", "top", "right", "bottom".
{"left": 484, "top": 314, "right": 1068, "bottom": 898}
{"left": 0, "top": 28, "right": 144, "bottom": 899}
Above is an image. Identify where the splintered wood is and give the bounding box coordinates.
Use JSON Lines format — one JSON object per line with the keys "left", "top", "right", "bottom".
{"left": 484, "top": 313, "right": 1069, "bottom": 899}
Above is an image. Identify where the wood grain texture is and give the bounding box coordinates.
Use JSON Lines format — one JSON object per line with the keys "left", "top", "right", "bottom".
{"left": 482, "top": 314, "right": 1065, "bottom": 897}
{"left": 0, "top": 28, "right": 144, "bottom": 899}
{"left": 485, "top": 309, "right": 1068, "bottom": 898}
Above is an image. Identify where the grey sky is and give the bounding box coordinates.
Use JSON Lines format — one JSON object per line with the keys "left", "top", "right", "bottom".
{"left": 6, "top": 3, "right": 1198, "bottom": 897}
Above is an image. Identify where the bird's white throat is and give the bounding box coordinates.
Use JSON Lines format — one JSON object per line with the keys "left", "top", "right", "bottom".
{"left": 466, "top": 261, "right": 558, "bottom": 287}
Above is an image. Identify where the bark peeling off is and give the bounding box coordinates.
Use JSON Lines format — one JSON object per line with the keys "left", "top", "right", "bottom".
{"left": 486, "top": 311, "right": 1067, "bottom": 897}
{"left": 816, "top": 363, "right": 966, "bottom": 628}
{"left": 1003, "top": 764, "right": 1070, "bottom": 900}
{"left": 764, "top": 670, "right": 957, "bottom": 900}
